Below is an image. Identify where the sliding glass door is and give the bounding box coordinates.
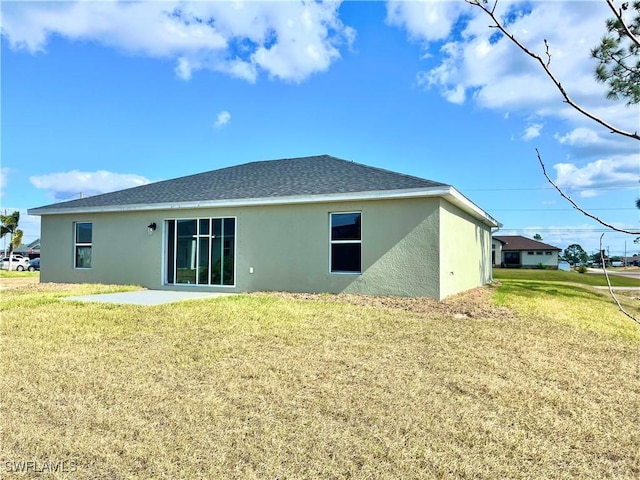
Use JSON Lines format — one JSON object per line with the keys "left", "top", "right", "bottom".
{"left": 165, "top": 217, "right": 235, "bottom": 286}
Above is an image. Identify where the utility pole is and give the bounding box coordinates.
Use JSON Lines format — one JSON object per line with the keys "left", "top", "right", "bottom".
{"left": 2, "top": 209, "right": 5, "bottom": 256}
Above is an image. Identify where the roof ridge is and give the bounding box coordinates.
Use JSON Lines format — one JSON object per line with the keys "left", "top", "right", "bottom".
{"left": 242, "top": 154, "right": 448, "bottom": 184}
{"left": 332, "top": 155, "right": 449, "bottom": 187}
{"left": 208, "top": 154, "right": 446, "bottom": 187}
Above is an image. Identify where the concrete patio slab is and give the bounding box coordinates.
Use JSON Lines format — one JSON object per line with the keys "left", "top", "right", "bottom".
{"left": 63, "top": 290, "right": 235, "bottom": 306}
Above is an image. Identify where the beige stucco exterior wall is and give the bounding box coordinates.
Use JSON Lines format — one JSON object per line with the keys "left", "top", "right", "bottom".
{"left": 241, "top": 198, "right": 441, "bottom": 297}
{"left": 40, "top": 198, "right": 446, "bottom": 297}
{"left": 438, "top": 200, "right": 492, "bottom": 299}
{"left": 40, "top": 211, "right": 166, "bottom": 287}
{"left": 39, "top": 196, "right": 492, "bottom": 298}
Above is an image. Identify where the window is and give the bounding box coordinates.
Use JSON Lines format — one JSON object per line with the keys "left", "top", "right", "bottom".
{"left": 74, "top": 222, "right": 92, "bottom": 268}
{"left": 330, "top": 212, "right": 361, "bottom": 273}
{"left": 165, "top": 217, "right": 235, "bottom": 286}
{"left": 536, "top": 251, "right": 543, "bottom": 256}
{"left": 545, "top": 251, "right": 552, "bottom": 255}
{"left": 527, "top": 251, "right": 534, "bottom": 255}
{"left": 504, "top": 252, "right": 520, "bottom": 266}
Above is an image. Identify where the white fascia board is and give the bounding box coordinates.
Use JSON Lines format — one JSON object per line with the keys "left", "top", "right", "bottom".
{"left": 29, "top": 186, "right": 499, "bottom": 226}
{"left": 442, "top": 187, "right": 500, "bottom": 228}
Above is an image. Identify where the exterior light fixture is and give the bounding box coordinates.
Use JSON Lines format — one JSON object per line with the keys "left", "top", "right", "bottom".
{"left": 147, "top": 222, "right": 157, "bottom": 235}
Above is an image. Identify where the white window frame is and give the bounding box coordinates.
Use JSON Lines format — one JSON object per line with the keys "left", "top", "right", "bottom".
{"left": 329, "top": 211, "right": 362, "bottom": 274}
{"left": 74, "top": 222, "right": 92, "bottom": 269}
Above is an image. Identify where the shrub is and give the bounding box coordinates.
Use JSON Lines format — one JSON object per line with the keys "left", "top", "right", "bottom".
{"left": 577, "top": 265, "right": 588, "bottom": 274}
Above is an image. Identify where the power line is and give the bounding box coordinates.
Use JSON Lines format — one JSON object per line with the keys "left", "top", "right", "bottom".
{"left": 464, "top": 184, "right": 639, "bottom": 192}
{"left": 498, "top": 228, "right": 635, "bottom": 232}
{"left": 489, "top": 207, "right": 636, "bottom": 212}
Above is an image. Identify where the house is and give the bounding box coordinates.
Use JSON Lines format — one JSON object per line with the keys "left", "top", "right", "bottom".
{"left": 492, "top": 235, "right": 561, "bottom": 269}
{"left": 14, "top": 238, "right": 41, "bottom": 259}
{"left": 28, "top": 155, "right": 500, "bottom": 299}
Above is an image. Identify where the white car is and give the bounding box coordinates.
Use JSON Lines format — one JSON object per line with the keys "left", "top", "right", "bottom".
{"left": 0, "top": 256, "right": 31, "bottom": 271}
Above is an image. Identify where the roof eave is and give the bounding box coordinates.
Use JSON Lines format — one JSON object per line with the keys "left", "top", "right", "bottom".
{"left": 442, "top": 187, "right": 500, "bottom": 228}
{"left": 28, "top": 186, "right": 499, "bottom": 227}
{"left": 502, "top": 248, "right": 562, "bottom": 252}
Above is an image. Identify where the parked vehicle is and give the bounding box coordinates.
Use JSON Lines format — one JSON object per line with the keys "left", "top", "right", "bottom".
{"left": 27, "top": 258, "right": 40, "bottom": 271}
{"left": 0, "top": 256, "right": 31, "bottom": 271}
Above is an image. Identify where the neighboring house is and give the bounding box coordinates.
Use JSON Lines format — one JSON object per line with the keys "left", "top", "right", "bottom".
{"left": 28, "top": 155, "right": 499, "bottom": 299}
{"left": 492, "top": 235, "right": 561, "bottom": 269}
{"left": 14, "top": 238, "right": 41, "bottom": 259}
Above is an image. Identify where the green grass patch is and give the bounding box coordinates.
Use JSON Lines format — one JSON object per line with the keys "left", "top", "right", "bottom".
{"left": 0, "top": 270, "right": 40, "bottom": 279}
{"left": 493, "top": 280, "right": 640, "bottom": 341}
{"left": 0, "top": 281, "right": 141, "bottom": 311}
{"left": 1, "top": 279, "right": 638, "bottom": 479}
{"left": 493, "top": 267, "right": 640, "bottom": 287}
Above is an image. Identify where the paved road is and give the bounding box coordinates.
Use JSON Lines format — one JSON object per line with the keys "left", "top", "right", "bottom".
{"left": 586, "top": 267, "right": 640, "bottom": 280}
{"left": 593, "top": 286, "right": 640, "bottom": 292}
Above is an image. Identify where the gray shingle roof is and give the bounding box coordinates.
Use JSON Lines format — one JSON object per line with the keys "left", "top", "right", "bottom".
{"left": 30, "top": 155, "right": 449, "bottom": 213}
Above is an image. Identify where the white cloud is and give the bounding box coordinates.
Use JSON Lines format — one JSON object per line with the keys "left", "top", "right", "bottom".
{"left": 553, "top": 125, "right": 637, "bottom": 158}
{"left": 386, "top": 0, "right": 469, "bottom": 42}
{"left": 250, "top": 3, "right": 355, "bottom": 82}
{"left": 175, "top": 57, "right": 197, "bottom": 81}
{"left": 527, "top": 225, "right": 609, "bottom": 254}
{"left": 30, "top": 170, "right": 151, "bottom": 202}
{"left": 523, "top": 123, "right": 543, "bottom": 141}
{"left": 553, "top": 155, "right": 639, "bottom": 197}
{"left": 388, "top": 0, "right": 638, "bottom": 147}
{"left": 1, "top": 1, "right": 355, "bottom": 83}
{"left": 443, "top": 84, "right": 466, "bottom": 105}
{"left": 0, "top": 168, "right": 9, "bottom": 197}
{"left": 555, "top": 127, "right": 601, "bottom": 147}
{"left": 214, "top": 110, "right": 231, "bottom": 128}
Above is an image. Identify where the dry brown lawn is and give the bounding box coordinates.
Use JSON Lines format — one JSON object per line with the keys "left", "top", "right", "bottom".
{"left": 1, "top": 276, "right": 638, "bottom": 479}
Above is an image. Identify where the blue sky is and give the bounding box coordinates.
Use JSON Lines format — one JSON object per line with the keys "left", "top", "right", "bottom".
{"left": 2, "top": 0, "right": 639, "bottom": 258}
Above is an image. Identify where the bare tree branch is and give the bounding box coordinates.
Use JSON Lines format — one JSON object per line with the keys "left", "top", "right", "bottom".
{"left": 536, "top": 150, "right": 640, "bottom": 235}
{"left": 606, "top": 0, "right": 640, "bottom": 49}
{"left": 599, "top": 233, "right": 640, "bottom": 324}
{"left": 467, "top": 0, "right": 640, "bottom": 140}
{"left": 469, "top": 0, "right": 640, "bottom": 325}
